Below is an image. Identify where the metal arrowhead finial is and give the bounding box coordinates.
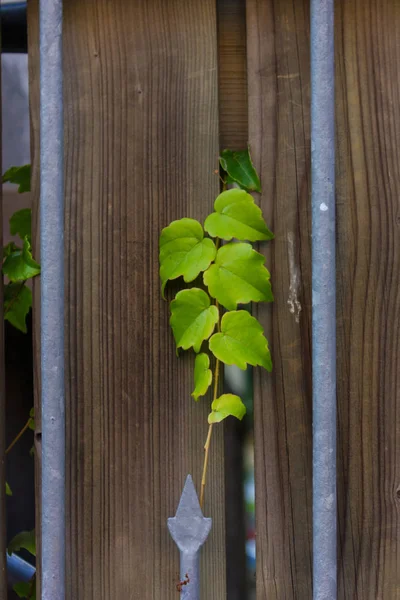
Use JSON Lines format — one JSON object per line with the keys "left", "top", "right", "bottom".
{"left": 168, "top": 475, "right": 212, "bottom": 599}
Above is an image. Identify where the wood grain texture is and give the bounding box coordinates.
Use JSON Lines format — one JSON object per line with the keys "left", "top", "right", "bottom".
{"left": 28, "top": 1, "right": 225, "bottom": 598}
{"left": 0, "top": 31, "right": 7, "bottom": 597}
{"left": 335, "top": 3, "right": 400, "bottom": 597}
{"left": 218, "top": 0, "right": 248, "bottom": 150}
{"left": 247, "top": 0, "right": 400, "bottom": 598}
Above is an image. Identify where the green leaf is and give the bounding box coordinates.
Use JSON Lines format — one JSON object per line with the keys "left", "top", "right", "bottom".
{"left": 170, "top": 288, "right": 219, "bottom": 353}
{"left": 13, "top": 583, "right": 30, "bottom": 599}
{"left": 192, "top": 353, "right": 212, "bottom": 401}
{"left": 204, "top": 242, "right": 273, "bottom": 310}
{"left": 28, "top": 408, "right": 35, "bottom": 431}
{"left": 219, "top": 148, "right": 261, "bottom": 192}
{"left": 2, "top": 237, "right": 40, "bottom": 282}
{"left": 159, "top": 218, "right": 216, "bottom": 296}
{"left": 6, "top": 482, "right": 12, "bottom": 496}
{"left": 8, "top": 529, "right": 36, "bottom": 557}
{"left": 2, "top": 165, "right": 31, "bottom": 193}
{"left": 3, "top": 242, "right": 19, "bottom": 260}
{"left": 10, "top": 209, "right": 32, "bottom": 242}
{"left": 209, "top": 310, "right": 272, "bottom": 371}
{"left": 204, "top": 189, "right": 273, "bottom": 242}
{"left": 13, "top": 580, "right": 36, "bottom": 600}
{"left": 4, "top": 284, "right": 32, "bottom": 333}
{"left": 208, "top": 393, "right": 246, "bottom": 423}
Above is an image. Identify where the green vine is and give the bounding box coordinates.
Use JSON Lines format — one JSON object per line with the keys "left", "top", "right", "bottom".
{"left": 159, "top": 148, "right": 274, "bottom": 508}
{"left": 2, "top": 164, "right": 37, "bottom": 599}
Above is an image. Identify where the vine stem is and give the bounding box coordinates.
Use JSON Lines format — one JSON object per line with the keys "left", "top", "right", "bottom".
{"left": 6, "top": 418, "right": 33, "bottom": 455}
{"left": 200, "top": 234, "right": 221, "bottom": 509}
{"left": 200, "top": 355, "right": 220, "bottom": 509}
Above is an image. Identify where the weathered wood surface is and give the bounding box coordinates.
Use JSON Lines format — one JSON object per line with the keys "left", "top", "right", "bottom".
{"left": 28, "top": 1, "right": 225, "bottom": 598}
{"left": 248, "top": 0, "right": 400, "bottom": 598}
{"left": 218, "top": 0, "right": 248, "bottom": 151}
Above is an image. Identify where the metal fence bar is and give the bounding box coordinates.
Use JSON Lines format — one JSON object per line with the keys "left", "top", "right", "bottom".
{"left": 168, "top": 476, "right": 212, "bottom": 600}
{"left": 310, "top": 1, "right": 337, "bottom": 599}
{"left": 40, "top": 0, "right": 65, "bottom": 598}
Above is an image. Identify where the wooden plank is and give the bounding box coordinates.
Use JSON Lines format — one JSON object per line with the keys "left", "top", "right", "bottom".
{"left": 247, "top": 1, "right": 312, "bottom": 597}
{"left": 335, "top": 2, "right": 400, "bottom": 597}
{"left": 218, "top": 0, "right": 248, "bottom": 151}
{"left": 247, "top": 0, "right": 400, "bottom": 598}
{"left": 28, "top": 1, "right": 225, "bottom": 598}
{"left": 0, "top": 26, "right": 7, "bottom": 597}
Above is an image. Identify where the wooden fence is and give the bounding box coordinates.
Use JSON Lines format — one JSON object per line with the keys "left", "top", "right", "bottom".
{"left": 21, "top": 0, "right": 400, "bottom": 597}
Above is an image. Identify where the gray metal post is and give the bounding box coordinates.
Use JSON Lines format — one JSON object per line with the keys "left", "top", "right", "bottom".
{"left": 40, "top": 0, "right": 65, "bottom": 598}
{"left": 311, "top": 1, "right": 337, "bottom": 599}
{"left": 168, "top": 476, "right": 212, "bottom": 599}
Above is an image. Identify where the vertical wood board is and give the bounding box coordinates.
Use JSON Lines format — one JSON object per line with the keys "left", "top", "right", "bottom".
{"left": 28, "top": 1, "right": 225, "bottom": 598}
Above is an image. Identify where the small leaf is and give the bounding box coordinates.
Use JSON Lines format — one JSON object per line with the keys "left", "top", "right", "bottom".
{"left": 209, "top": 310, "right": 272, "bottom": 371}
{"left": 170, "top": 288, "right": 219, "bottom": 353}
{"left": 29, "top": 406, "right": 35, "bottom": 431}
{"left": 159, "top": 218, "right": 216, "bottom": 296}
{"left": 2, "top": 237, "right": 40, "bottom": 282}
{"left": 28, "top": 407, "right": 35, "bottom": 431}
{"left": 204, "top": 189, "right": 273, "bottom": 242}
{"left": 208, "top": 393, "right": 246, "bottom": 423}
{"left": 13, "top": 582, "right": 31, "bottom": 599}
{"left": 204, "top": 242, "right": 273, "bottom": 310}
{"left": 3, "top": 242, "right": 19, "bottom": 260}
{"left": 10, "top": 209, "right": 32, "bottom": 242}
{"left": 2, "top": 165, "right": 31, "bottom": 193}
{"left": 6, "top": 482, "right": 12, "bottom": 496}
{"left": 219, "top": 148, "right": 261, "bottom": 192}
{"left": 192, "top": 353, "right": 212, "bottom": 401}
{"left": 13, "top": 580, "right": 36, "bottom": 599}
{"left": 4, "top": 284, "right": 32, "bottom": 333}
{"left": 8, "top": 529, "right": 36, "bottom": 557}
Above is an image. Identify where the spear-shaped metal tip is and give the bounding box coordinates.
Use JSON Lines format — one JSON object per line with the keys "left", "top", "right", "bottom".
{"left": 168, "top": 475, "right": 212, "bottom": 552}
{"left": 168, "top": 475, "right": 212, "bottom": 599}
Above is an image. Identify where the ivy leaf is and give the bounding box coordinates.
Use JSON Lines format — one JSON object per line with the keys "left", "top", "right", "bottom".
{"left": 6, "top": 482, "right": 12, "bottom": 496}
{"left": 209, "top": 310, "right": 272, "bottom": 371}
{"left": 204, "top": 242, "right": 273, "bottom": 310}
{"left": 204, "top": 189, "right": 273, "bottom": 242}
{"left": 219, "top": 148, "right": 261, "bottom": 192}
{"left": 192, "top": 353, "right": 212, "bottom": 401}
{"left": 2, "top": 237, "right": 40, "bottom": 282}
{"left": 7, "top": 529, "right": 36, "bottom": 557}
{"left": 4, "top": 284, "right": 32, "bottom": 333}
{"left": 3, "top": 242, "right": 19, "bottom": 260}
{"left": 13, "top": 581, "right": 35, "bottom": 599}
{"left": 2, "top": 165, "right": 31, "bottom": 193}
{"left": 159, "top": 218, "right": 216, "bottom": 296}
{"left": 170, "top": 288, "right": 219, "bottom": 353}
{"left": 28, "top": 408, "right": 35, "bottom": 431}
{"left": 208, "top": 393, "right": 246, "bottom": 424}
{"left": 10, "top": 209, "right": 32, "bottom": 242}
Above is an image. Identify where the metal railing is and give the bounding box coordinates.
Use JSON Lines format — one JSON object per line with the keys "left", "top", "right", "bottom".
{"left": 39, "top": 1, "right": 65, "bottom": 599}
{"left": 311, "top": 1, "right": 337, "bottom": 598}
